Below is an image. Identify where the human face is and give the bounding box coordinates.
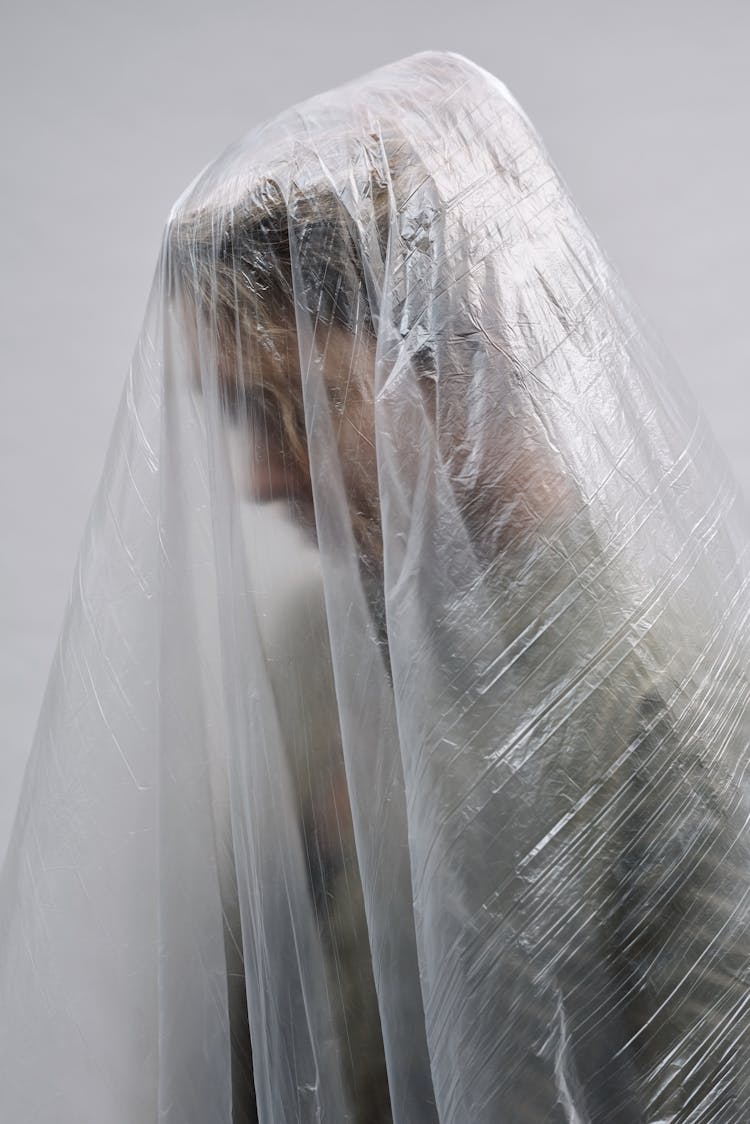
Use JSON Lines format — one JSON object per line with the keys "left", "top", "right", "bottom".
{"left": 243, "top": 325, "right": 379, "bottom": 553}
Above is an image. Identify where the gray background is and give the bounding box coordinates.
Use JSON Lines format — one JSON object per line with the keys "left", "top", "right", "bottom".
{"left": 2, "top": 0, "right": 748, "bottom": 861}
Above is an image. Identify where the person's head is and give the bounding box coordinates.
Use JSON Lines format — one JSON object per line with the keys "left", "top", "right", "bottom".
{"left": 168, "top": 140, "right": 578, "bottom": 588}
{"left": 170, "top": 173, "right": 390, "bottom": 568}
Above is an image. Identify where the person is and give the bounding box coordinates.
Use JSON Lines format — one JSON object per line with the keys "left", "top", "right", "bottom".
{"left": 3, "top": 50, "right": 750, "bottom": 1123}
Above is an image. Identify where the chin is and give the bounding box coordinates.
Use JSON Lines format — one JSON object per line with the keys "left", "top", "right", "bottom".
{"left": 288, "top": 495, "right": 319, "bottom": 546}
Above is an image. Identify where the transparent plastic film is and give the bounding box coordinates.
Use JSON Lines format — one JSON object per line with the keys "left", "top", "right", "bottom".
{"left": 2, "top": 51, "right": 750, "bottom": 1124}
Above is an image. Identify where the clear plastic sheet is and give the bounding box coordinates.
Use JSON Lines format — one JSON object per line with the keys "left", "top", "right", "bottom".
{"left": 3, "top": 50, "right": 750, "bottom": 1123}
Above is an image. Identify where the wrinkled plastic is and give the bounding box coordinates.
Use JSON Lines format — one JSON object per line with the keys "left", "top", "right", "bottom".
{"left": 3, "top": 50, "right": 750, "bottom": 1123}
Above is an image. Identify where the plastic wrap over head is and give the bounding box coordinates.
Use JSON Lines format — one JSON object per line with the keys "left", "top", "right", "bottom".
{"left": 3, "top": 50, "right": 750, "bottom": 1124}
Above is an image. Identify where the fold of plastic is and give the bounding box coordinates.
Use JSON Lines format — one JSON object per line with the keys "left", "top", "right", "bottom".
{"left": 3, "top": 51, "right": 750, "bottom": 1124}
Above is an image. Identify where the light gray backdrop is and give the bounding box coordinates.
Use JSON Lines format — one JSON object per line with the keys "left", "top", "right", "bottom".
{"left": 2, "top": 0, "right": 748, "bottom": 861}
